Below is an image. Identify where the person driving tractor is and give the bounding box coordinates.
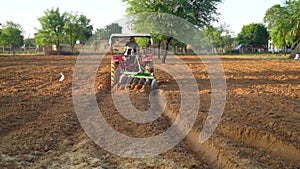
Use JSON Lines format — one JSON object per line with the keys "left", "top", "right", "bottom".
{"left": 124, "top": 37, "right": 139, "bottom": 55}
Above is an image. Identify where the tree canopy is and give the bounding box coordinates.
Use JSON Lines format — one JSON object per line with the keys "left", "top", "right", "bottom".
{"left": 36, "top": 7, "right": 66, "bottom": 51}
{"left": 95, "top": 23, "right": 122, "bottom": 40}
{"left": 0, "top": 21, "right": 24, "bottom": 55}
{"left": 264, "top": 0, "right": 300, "bottom": 48}
{"left": 204, "top": 24, "right": 234, "bottom": 54}
{"left": 123, "top": 0, "right": 221, "bottom": 28}
{"left": 64, "top": 12, "right": 93, "bottom": 53}
{"left": 236, "top": 23, "right": 269, "bottom": 47}
{"left": 122, "top": 0, "right": 222, "bottom": 63}
{"left": 35, "top": 7, "right": 93, "bottom": 54}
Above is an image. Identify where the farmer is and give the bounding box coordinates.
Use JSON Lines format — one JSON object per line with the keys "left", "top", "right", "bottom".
{"left": 124, "top": 36, "right": 140, "bottom": 55}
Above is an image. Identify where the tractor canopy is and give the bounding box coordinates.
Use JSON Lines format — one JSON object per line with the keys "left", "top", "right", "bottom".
{"left": 109, "top": 33, "right": 153, "bottom": 47}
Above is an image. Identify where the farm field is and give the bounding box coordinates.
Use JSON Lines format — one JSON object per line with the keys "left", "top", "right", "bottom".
{"left": 0, "top": 55, "right": 300, "bottom": 168}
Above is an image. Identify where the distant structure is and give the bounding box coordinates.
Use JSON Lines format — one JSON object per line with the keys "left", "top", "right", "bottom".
{"left": 268, "top": 40, "right": 282, "bottom": 53}
{"left": 268, "top": 39, "right": 293, "bottom": 53}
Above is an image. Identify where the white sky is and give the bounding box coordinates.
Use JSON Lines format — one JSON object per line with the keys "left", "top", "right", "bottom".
{"left": 0, "top": 0, "right": 283, "bottom": 38}
{"left": 215, "top": 0, "right": 283, "bottom": 36}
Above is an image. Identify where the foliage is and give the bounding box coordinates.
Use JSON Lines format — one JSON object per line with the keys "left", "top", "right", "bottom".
{"left": 24, "top": 38, "right": 35, "bottom": 48}
{"left": 64, "top": 12, "right": 93, "bottom": 53}
{"left": 123, "top": 0, "right": 221, "bottom": 28}
{"left": 204, "top": 24, "right": 234, "bottom": 54}
{"left": 135, "top": 37, "right": 151, "bottom": 48}
{"left": 0, "top": 21, "right": 24, "bottom": 54}
{"left": 264, "top": 0, "right": 300, "bottom": 48}
{"left": 236, "top": 23, "right": 269, "bottom": 47}
{"left": 36, "top": 7, "right": 66, "bottom": 51}
{"left": 35, "top": 7, "right": 93, "bottom": 54}
{"left": 95, "top": 23, "right": 122, "bottom": 40}
{"left": 122, "top": 0, "right": 222, "bottom": 63}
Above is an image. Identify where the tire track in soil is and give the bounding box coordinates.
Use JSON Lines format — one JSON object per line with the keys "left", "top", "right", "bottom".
{"left": 155, "top": 69, "right": 265, "bottom": 169}
{"left": 154, "top": 59, "right": 300, "bottom": 169}
{"left": 219, "top": 120, "right": 300, "bottom": 167}
{"left": 93, "top": 80, "right": 211, "bottom": 168}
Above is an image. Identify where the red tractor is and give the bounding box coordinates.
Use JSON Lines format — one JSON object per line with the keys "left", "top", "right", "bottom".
{"left": 109, "top": 34, "right": 157, "bottom": 90}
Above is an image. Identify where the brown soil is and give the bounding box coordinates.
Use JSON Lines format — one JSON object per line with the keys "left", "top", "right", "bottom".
{"left": 0, "top": 55, "right": 300, "bottom": 169}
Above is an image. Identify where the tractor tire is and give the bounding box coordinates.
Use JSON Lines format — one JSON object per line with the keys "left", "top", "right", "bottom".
{"left": 111, "top": 61, "right": 120, "bottom": 88}
{"left": 145, "top": 62, "right": 154, "bottom": 74}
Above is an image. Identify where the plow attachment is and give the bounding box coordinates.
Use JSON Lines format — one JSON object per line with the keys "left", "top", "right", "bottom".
{"left": 117, "top": 74, "right": 158, "bottom": 91}
{"left": 111, "top": 61, "right": 158, "bottom": 91}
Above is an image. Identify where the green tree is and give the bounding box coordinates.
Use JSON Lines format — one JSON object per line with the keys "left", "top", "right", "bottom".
{"left": 64, "top": 12, "right": 93, "bottom": 53}
{"left": 36, "top": 7, "right": 66, "bottom": 54}
{"left": 204, "top": 25, "right": 233, "bottom": 54}
{"left": 264, "top": 1, "right": 300, "bottom": 52}
{"left": 122, "top": 0, "right": 222, "bottom": 63}
{"left": 24, "top": 37, "right": 35, "bottom": 49}
{"left": 0, "top": 21, "right": 24, "bottom": 55}
{"left": 95, "top": 23, "right": 122, "bottom": 40}
{"left": 236, "top": 23, "right": 269, "bottom": 47}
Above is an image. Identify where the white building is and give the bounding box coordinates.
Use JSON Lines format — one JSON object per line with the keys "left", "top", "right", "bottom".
{"left": 268, "top": 39, "right": 282, "bottom": 53}
{"left": 268, "top": 39, "right": 293, "bottom": 53}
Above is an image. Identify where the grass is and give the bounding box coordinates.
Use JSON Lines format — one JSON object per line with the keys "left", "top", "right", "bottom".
{"left": 0, "top": 52, "right": 46, "bottom": 56}
{"left": 219, "top": 53, "right": 290, "bottom": 60}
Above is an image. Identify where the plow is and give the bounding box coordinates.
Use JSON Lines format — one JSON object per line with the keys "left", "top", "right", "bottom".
{"left": 109, "top": 34, "right": 157, "bottom": 91}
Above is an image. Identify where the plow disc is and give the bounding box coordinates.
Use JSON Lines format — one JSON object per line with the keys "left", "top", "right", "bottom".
{"left": 113, "top": 73, "right": 158, "bottom": 91}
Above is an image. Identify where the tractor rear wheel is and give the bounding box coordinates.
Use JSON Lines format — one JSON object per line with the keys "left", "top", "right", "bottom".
{"left": 111, "top": 61, "right": 120, "bottom": 88}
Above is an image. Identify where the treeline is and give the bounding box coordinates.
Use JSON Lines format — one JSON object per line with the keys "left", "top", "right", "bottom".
{"left": 1, "top": 0, "right": 300, "bottom": 57}
{"left": 0, "top": 7, "right": 116, "bottom": 55}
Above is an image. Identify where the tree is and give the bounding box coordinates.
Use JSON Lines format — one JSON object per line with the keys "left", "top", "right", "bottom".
{"left": 0, "top": 21, "right": 24, "bottom": 55}
{"left": 236, "top": 23, "right": 269, "bottom": 47}
{"left": 95, "top": 23, "right": 122, "bottom": 40}
{"left": 36, "top": 7, "right": 66, "bottom": 54}
{"left": 36, "top": 7, "right": 94, "bottom": 54}
{"left": 64, "top": 12, "right": 93, "bottom": 53}
{"left": 122, "top": 0, "right": 222, "bottom": 63}
{"left": 204, "top": 25, "right": 233, "bottom": 54}
{"left": 264, "top": 0, "right": 300, "bottom": 52}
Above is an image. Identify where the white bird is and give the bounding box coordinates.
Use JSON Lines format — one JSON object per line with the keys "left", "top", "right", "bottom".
{"left": 59, "top": 72, "right": 64, "bottom": 81}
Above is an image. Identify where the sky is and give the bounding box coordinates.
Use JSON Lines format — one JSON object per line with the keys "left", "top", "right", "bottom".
{"left": 0, "top": 0, "right": 283, "bottom": 38}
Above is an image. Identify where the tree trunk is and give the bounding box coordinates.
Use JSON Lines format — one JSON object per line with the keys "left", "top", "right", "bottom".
{"left": 10, "top": 44, "right": 15, "bottom": 55}
{"left": 284, "top": 46, "right": 287, "bottom": 56}
{"left": 71, "top": 42, "right": 75, "bottom": 54}
{"left": 57, "top": 44, "right": 60, "bottom": 55}
{"left": 9, "top": 45, "right": 12, "bottom": 54}
{"left": 222, "top": 46, "right": 225, "bottom": 55}
{"left": 56, "top": 35, "right": 61, "bottom": 55}
{"left": 162, "top": 37, "right": 173, "bottom": 64}
{"left": 173, "top": 46, "right": 176, "bottom": 54}
{"left": 157, "top": 41, "right": 161, "bottom": 59}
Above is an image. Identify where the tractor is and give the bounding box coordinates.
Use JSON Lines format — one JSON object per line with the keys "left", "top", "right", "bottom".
{"left": 109, "top": 33, "right": 157, "bottom": 90}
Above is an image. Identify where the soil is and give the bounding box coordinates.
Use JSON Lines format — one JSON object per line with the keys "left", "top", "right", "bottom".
{"left": 0, "top": 55, "right": 300, "bottom": 169}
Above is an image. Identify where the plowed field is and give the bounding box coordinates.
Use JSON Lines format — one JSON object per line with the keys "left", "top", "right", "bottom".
{"left": 0, "top": 55, "right": 300, "bottom": 169}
